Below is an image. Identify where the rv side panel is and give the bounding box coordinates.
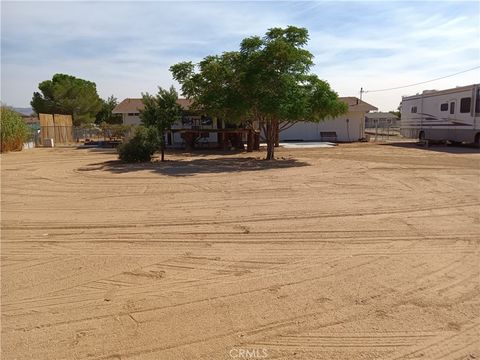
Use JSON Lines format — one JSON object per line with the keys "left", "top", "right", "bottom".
{"left": 400, "top": 84, "right": 480, "bottom": 144}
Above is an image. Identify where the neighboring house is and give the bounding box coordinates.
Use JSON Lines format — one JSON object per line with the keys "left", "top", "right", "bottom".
{"left": 279, "top": 97, "right": 377, "bottom": 142}
{"left": 365, "top": 112, "right": 399, "bottom": 129}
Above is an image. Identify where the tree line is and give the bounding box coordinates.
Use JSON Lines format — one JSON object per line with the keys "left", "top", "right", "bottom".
{"left": 31, "top": 74, "right": 122, "bottom": 126}
{"left": 31, "top": 26, "right": 349, "bottom": 160}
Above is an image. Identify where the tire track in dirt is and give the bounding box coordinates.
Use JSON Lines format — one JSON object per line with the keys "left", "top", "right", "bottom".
{"left": 2, "top": 238, "right": 446, "bottom": 354}
{"left": 226, "top": 243, "right": 478, "bottom": 360}
{"left": 3, "top": 235, "right": 477, "bottom": 313}
{"left": 4, "top": 252, "right": 384, "bottom": 329}
{"left": 384, "top": 320, "right": 479, "bottom": 360}
{"left": 3, "top": 200, "right": 479, "bottom": 230}
{"left": 4, "top": 235, "right": 407, "bottom": 325}
{"left": 2, "top": 145, "right": 478, "bottom": 360}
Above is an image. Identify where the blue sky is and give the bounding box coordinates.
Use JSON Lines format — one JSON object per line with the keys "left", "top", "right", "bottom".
{"left": 1, "top": 1, "right": 479, "bottom": 111}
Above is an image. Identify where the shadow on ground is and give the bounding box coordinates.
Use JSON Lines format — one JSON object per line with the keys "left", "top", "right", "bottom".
{"left": 78, "top": 156, "right": 309, "bottom": 177}
{"left": 76, "top": 146, "right": 254, "bottom": 157}
{"left": 381, "top": 142, "right": 480, "bottom": 154}
{"left": 75, "top": 146, "right": 118, "bottom": 152}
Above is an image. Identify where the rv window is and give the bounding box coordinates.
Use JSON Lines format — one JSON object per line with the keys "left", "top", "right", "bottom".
{"left": 476, "top": 89, "right": 480, "bottom": 114}
{"left": 450, "top": 102, "right": 455, "bottom": 114}
{"left": 411, "top": 106, "right": 417, "bottom": 113}
{"left": 460, "top": 97, "right": 471, "bottom": 113}
{"left": 440, "top": 103, "right": 448, "bottom": 111}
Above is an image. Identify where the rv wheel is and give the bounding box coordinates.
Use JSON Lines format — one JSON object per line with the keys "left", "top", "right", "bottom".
{"left": 419, "top": 131, "right": 425, "bottom": 141}
{"left": 475, "top": 133, "right": 480, "bottom": 148}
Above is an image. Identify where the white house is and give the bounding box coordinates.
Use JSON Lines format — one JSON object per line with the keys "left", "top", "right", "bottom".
{"left": 113, "top": 98, "right": 196, "bottom": 126}
{"left": 112, "top": 98, "right": 219, "bottom": 146}
{"left": 279, "top": 97, "right": 377, "bottom": 142}
{"left": 113, "top": 96, "right": 377, "bottom": 145}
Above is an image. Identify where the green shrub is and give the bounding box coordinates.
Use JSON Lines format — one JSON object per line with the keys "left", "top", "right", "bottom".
{"left": 1, "top": 107, "right": 30, "bottom": 152}
{"left": 117, "top": 126, "right": 158, "bottom": 162}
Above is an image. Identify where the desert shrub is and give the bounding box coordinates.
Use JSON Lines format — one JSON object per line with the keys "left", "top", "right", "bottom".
{"left": 117, "top": 126, "right": 158, "bottom": 162}
{"left": 1, "top": 107, "right": 30, "bottom": 152}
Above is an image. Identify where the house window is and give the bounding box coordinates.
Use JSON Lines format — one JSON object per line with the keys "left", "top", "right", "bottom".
{"left": 460, "top": 97, "right": 471, "bottom": 113}
{"left": 128, "top": 112, "right": 139, "bottom": 116}
{"left": 450, "top": 102, "right": 455, "bottom": 114}
{"left": 440, "top": 103, "right": 448, "bottom": 111}
{"left": 411, "top": 106, "right": 417, "bottom": 113}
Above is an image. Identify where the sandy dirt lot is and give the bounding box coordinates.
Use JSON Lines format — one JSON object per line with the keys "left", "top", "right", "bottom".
{"left": 1, "top": 143, "right": 479, "bottom": 360}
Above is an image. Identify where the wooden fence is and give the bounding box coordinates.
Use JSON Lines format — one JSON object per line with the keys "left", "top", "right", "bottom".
{"left": 39, "top": 114, "right": 74, "bottom": 144}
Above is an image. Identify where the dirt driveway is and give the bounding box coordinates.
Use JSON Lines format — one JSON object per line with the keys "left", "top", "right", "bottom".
{"left": 1, "top": 143, "right": 479, "bottom": 359}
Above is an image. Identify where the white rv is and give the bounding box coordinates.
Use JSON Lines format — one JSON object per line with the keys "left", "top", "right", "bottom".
{"left": 400, "top": 84, "right": 480, "bottom": 145}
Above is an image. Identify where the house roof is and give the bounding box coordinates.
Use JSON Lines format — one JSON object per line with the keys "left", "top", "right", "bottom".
{"left": 339, "top": 97, "right": 377, "bottom": 112}
{"left": 112, "top": 98, "right": 193, "bottom": 114}
{"left": 113, "top": 97, "right": 377, "bottom": 114}
{"left": 365, "top": 112, "right": 399, "bottom": 120}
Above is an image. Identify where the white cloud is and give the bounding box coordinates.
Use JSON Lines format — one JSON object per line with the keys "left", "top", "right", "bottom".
{"left": 1, "top": 1, "right": 479, "bottom": 111}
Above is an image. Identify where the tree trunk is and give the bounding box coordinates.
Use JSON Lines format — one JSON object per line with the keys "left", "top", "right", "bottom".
{"left": 247, "top": 129, "right": 253, "bottom": 152}
{"left": 274, "top": 121, "right": 280, "bottom": 147}
{"left": 217, "top": 117, "right": 223, "bottom": 149}
{"left": 160, "top": 130, "right": 166, "bottom": 162}
{"left": 253, "top": 132, "right": 260, "bottom": 150}
{"left": 266, "top": 121, "right": 275, "bottom": 160}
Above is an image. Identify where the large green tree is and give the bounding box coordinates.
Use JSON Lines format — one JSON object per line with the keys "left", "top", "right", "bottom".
{"left": 95, "top": 96, "right": 122, "bottom": 124}
{"left": 31, "top": 73, "right": 102, "bottom": 125}
{"left": 171, "top": 52, "right": 246, "bottom": 122}
{"left": 171, "top": 26, "right": 348, "bottom": 160}
{"left": 140, "top": 86, "right": 182, "bottom": 162}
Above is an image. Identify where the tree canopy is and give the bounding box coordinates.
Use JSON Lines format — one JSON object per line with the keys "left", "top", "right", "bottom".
{"left": 171, "top": 52, "right": 245, "bottom": 122}
{"left": 31, "top": 73, "right": 102, "bottom": 126}
{"left": 140, "top": 86, "right": 182, "bottom": 161}
{"left": 171, "top": 26, "right": 348, "bottom": 159}
{"left": 95, "top": 96, "right": 122, "bottom": 125}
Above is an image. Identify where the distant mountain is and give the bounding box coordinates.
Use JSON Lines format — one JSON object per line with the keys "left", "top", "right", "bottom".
{"left": 12, "top": 107, "right": 34, "bottom": 116}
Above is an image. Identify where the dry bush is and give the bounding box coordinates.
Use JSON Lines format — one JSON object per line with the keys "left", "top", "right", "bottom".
{"left": 1, "top": 107, "right": 30, "bottom": 152}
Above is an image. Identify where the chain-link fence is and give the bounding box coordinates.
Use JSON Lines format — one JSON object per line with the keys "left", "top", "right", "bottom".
{"left": 37, "top": 125, "right": 134, "bottom": 146}
{"left": 365, "top": 118, "right": 401, "bottom": 141}
{"left": 73, "top": 127, "right": 104, "bottom": 142}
